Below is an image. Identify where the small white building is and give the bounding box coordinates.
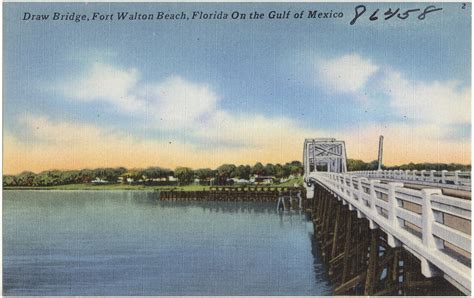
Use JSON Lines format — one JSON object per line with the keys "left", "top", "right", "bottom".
{"left": 92, "top": 177, "right": 108, "bottom": 184}
{"left": 230, "top": 178, "right": 250, "bottom": 184}
{"left": 250, "top": 175, "right": 275, "bottom": 184}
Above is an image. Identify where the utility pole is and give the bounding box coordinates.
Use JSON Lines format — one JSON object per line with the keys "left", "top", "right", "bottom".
{"left": 377, "top": 135, "right": 384, "bottom": 171}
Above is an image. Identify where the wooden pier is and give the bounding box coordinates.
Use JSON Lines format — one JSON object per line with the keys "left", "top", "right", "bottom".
{"left": 159, "top": 186, "right": 304, "bottom": 205}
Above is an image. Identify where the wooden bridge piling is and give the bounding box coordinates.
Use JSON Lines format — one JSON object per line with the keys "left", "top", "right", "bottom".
{"left": 308, "top": 183, "right": 462, "bottom": 296}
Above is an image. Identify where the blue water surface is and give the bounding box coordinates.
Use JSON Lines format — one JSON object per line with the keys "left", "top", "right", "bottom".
{"left": 3, "top": 190, "right": 332, "bottom": 295}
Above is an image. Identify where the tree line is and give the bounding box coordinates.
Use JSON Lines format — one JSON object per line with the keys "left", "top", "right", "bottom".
{"left": 4, "top": 160, "right": 469, "bottom": 187}
{"left": 3, "top": 161, "right": 304, "bottom": 187}
{"left": 348, "top": 159, "right": 470, "bottom": 172}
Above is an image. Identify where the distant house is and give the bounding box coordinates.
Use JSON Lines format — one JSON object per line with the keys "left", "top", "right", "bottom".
{"left": 250, "top": 175, "right": 275, "bottom": 185}
{"left": 92, "top": 177, "right": 108, "bottom": 184}
{"left": 210, "top": 177, "right": 233, "bottom": 186}
{"left": 231, "top": 178, "right": 250, "bottom": 184}
{"left": 168, "top": 176, "right": 177, "bottom": 182}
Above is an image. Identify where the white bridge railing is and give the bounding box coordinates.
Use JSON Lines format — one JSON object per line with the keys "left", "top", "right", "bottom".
{"left": 352, "top": 170, "right": 471, "bottom": 191}
{"left": 306, "top": 171, "right": 471, "bottom": 295}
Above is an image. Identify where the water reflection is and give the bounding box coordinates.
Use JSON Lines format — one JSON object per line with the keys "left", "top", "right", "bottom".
{"left": 309, "top": 232, "right": 333, "bottom": 293}
{"left": 4, "top": 190, "right": 332, "bottom": 296}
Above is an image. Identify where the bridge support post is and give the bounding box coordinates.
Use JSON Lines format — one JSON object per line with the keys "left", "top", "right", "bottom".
{"left": 321, "top": 191, "right": 333, "bottom": 256}
{"left": 277, "top": 196, "right": 283, "bottom": 211}
{"left": 305, "top": 181, "right": 314, "bottom": 199}
{"left": 368, "top": 219, "right": 378, "bottom": 230}
{"left": 421, "top": 189, "right": 442, "bottom": 249}
{"left": 441, "top": 170, "right": 447, "bottom": 183}
{"left": 330, "top": 203, "right": 342, "bottom": 259}
{"left": 421, "top": 188, "right": 442, "bottom": 278}
{"left": 454, "top": 170, "right": 460, "bottom": 185}
{"left": 364, "top": 229, "right": 379, "bottom": 295}
{"left": 387, "top": 182, "right": 403, "bottom": 247}
{"left": 315, "top": 188, "right": 326, "bottom": 231}
{"left": 368, "top": 179, "right": 380, "bottom": 212}
{"left": 341, "top": 209, "right": 352, "bottom": 284}
{"left": 326, "top": 203, "right": 341, "bottom": 279}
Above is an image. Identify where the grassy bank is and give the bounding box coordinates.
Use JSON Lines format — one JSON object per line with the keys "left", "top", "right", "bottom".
{"left": 3, "top": 184, "right": 210, "bottom": 191}
{"left": 4, "top": 177, "right": 304, "bottom": 191}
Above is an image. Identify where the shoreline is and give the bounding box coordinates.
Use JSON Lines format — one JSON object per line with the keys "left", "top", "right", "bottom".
{"left": 3, "top": 185, "right": 203, "bottom": 191}
{"left": 3, "top": 180, "right": 302, "bottom": 192}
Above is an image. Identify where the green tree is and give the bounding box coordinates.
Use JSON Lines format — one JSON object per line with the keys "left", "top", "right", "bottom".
{"left": 264, "top": 163, "right": 276, "bottom": 176}
{"left": 94, "top": 167, "right": 125, "bottom": 182}
{"left": 32, "top": 171, "right": 52, "bottom": 186}
{"left": 274, "top": 164, "right": 289, "bottom": 178}
{"left": 217, "top": 164, "right": 237, "bottom": 179}
{"left": 368, "top": 160, "right": 379, "bottom": 170}
{"left": 395, "top": 162, "right": 470, "bottom": 171}
{"left": 175, "top": 167, "right": 194, "bottom": 185}
{"left": 141, "top": 167, "right": 170, "bottom": 182}
{"left": 251, "top": 162, "right": 265, "bottom": 176}
{"left": 282, "top": 161, "right": 303, "bottom": 176}
{"left": 3, "top": 175, "right": 17, "bottom": 186}
{"left": 141, "top": 168, "right": 153, "bottom": 180}
{"left": 195, "top": 168, "right": 214, "bottom": 181}
{"left": 60, "top": 170, "right": 80, "bottom": 184}
{"left": 405, "top": 163, "right": 417, "bottom": 170}
{"left": 78, "top": 169, "right": 94, "bottom": 183}
{"left": 16, "top": 171, "right": 36, "bottom": 186}
{"left": 347, "top": 159, "right": 369, "bottom": 171}
{"left": 234, "top": 165, "right": 251, "bottom": 180}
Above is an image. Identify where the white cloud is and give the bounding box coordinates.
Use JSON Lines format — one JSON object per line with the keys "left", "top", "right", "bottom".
{"left": 310, "top": 53, "right": 470, "bottom": 162}
{"left": 62, "top": 62, "right": 143, "bottom": 112}
{"left": 194, "top": 111, "right": 316, "bottom": 147}
{"left": 143, "top": 76, "right": 219, "bottom": 129}
{"left": 53, "top": 63, "right": 326, "bottom": 162}
{"left": 315, "top": 53, "right": 470, "bottom": 126}
{"left": 61, "top": 63, "right": 219, "bottom": 129}
{"left": 316, "top": 54, "right": 379, "bottom": 93}
{"left": 381, "top": 70, "right": 471, "bottom": 125}
{"left": 19, "top": 114, "right": 105, "bottom": 144}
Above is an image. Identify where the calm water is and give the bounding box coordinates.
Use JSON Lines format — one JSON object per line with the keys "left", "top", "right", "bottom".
{"left": 3, "top": 190, "right": 332, "bottom": 295}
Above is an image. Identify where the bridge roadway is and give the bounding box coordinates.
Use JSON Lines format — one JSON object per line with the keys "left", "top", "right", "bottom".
{"left": 305, "top": 170, "right": 471, "bottom": 295}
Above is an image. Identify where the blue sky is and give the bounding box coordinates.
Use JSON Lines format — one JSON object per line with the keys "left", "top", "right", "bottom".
{"left": 4, "top": 2, "right": 471, "bottom": 173}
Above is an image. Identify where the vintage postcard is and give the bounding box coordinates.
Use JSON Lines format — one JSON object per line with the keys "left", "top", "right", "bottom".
{"left": 2, "top": 2, "right": 471, "bottom": 296}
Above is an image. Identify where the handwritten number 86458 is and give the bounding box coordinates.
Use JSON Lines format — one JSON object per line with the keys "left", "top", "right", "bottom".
{"left": 350, "top": 5, "right": 443, "bottom": 25}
